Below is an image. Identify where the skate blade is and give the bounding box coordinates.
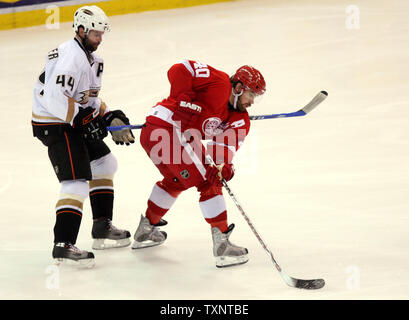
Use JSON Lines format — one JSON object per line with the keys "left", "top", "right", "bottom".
{"left": 215, "top": 255, "right": 249, "bottom": 268}
{"left": 54, "top": 257, "right": 95, "bottom": 269}
{"left": 92, "top": 238, "right": 131, "bottom": 250}
{"left": 131, "top": 239, "right": 165, "bottom": 249}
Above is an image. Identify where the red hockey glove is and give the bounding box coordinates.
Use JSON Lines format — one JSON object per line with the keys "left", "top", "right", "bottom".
{"left": 172, "top": 100, "right": 202, "bottom": 132}
{"left": 205, "top": 163, "right": 235, "bottom": 186}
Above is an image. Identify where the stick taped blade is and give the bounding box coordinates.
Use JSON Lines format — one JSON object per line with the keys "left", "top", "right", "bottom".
{"left": 294, "top": 278, "right": 325, "bottom": 290}
{"left": 281, "top": 271, "right": 325, "bottom": 290}
{"left": 301, "top": 91, "right": 328, "bottom": 114}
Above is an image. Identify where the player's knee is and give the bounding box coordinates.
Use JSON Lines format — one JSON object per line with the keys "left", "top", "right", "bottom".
{"left": 90, "top": 153, "right": 118, "bottom": 179}
{"left": 198, "top": 182, "right": 223, "bottom": 200}
{"left": 60, "top": 180, "right": 89, "bottom": 200}
{"left": 159, "top": 178, "right": 187, "bottom": 198}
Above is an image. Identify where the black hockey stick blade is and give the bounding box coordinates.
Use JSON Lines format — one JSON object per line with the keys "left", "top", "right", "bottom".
{"left": 281, "top": 271, "right": 325, "bottom": 290}
{"left": 293, "top": 278, "right": 325, "bottom": 290}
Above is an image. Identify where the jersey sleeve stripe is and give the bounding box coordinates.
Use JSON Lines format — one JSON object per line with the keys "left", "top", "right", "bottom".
{"left": 179, "top": 59, "right": 195, "bottom": 77}
{"left": 206, "top": 140, "right": 237, "bottom": 154}
{"left": 99, "top": 101, "right": 108, "bottom": 116}
{"left": 65, "top": 97, "right": 76, "bottom": 123}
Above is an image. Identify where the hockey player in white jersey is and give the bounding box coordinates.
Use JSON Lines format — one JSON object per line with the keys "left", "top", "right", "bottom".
{"left": 32, "top": 6, "right": 134, "bottom": 267}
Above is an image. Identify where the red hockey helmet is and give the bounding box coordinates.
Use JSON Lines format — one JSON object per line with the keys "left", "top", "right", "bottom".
{"left": 233, "top": 65, "right": 266, "bottom": 95}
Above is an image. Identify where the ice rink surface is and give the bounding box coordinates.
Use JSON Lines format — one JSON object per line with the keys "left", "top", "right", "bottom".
{"left": 0, "top": 0, "right": 408, "bottom": 300}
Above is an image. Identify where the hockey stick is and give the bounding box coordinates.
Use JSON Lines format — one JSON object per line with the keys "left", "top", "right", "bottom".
{"left": 205, "top": 158, "right": 325, "bottom": 289}
{"left": 107, "top": 124, "right": 144, "bottom": 131}
{"left": 106, "top": 91, "right": 328, "bottom": 132}
{"left": 249, "top": 90, "right": 327, "bottom": 120}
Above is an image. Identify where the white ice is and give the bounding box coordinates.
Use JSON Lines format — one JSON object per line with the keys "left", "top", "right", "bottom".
{"left": 0, "top": 0, "right": 408, "bottom": 300}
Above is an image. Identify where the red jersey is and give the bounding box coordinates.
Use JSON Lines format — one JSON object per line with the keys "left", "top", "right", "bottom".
{"left": 206, "top": 108, "right": 251, "bottom": 165}
{"left": 146, "top": 60, "right": 251, "bottom": 164}
{"left": 146, "top": 60, "right": 230, "bottom": 134}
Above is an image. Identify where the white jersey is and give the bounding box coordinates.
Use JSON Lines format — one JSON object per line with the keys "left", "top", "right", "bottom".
{"left": 32, "top": 38, "right": 109, "bottom": 125}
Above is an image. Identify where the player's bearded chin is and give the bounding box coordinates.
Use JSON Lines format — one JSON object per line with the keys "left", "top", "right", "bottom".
{"left": 83, "top": 36, "right": 97, "bottom": 52}
{"left": 237, "top": 99, "right": 246, "bottom": 112}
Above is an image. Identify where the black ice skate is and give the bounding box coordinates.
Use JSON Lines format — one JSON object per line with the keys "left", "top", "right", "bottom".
{"left": 52, "top": 242, "right": 95, "bottom": 268}
{"left": 91, "top": 217, "right": 131, "bottom": 250}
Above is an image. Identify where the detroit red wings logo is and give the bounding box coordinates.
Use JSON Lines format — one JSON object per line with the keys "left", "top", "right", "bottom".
{"left": 202, "top": 117, "right": 223, "bottom": 136}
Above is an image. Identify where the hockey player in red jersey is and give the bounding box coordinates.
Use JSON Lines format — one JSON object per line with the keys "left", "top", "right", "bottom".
{"left": 132, "top": 60, "right": 266, "bottom": 267}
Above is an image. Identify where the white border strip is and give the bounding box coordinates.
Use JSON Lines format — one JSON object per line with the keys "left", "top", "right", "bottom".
{"left": 55, "top": 205, "right": 83, "bottom": 213}
{"left": 199, "top": 195, "right": 226, "bottom": 219}
{"left": 89, "top": 186, "right": 114, "bottom": 192}
{"left": 149, "top": 184, "right": 177, "bottom": 210}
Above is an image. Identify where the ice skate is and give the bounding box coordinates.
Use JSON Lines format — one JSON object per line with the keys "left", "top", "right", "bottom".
{"left": 91, "top": 218, "right": 131, "bottom": 250}
{"left": 132, "top": 215, "right": 167, "bottom": 249}
{"left": 211, "top": 224, "right": 249, "bottom": 268}
{"left": 52, "top": 242, "right": 95, "bottom": 268}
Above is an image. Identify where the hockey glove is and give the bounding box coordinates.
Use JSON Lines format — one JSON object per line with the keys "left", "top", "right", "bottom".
{"left": 205, "top": 163, "right": 235, "bottom": 186}
{"left": 172, "top": 99, "right": 202, "bottom": 132}
{"left": 103, "top": 110, "right": 135, "bottom": 146}
{"left": 73, "top": 107, "right": 108, "bottom": 141}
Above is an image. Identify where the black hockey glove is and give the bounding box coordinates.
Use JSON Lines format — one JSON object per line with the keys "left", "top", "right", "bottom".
{"left": 103, "top": 110, "right": 135, "bottom": 146}
{"left": 73, "top": 107, "right": 108, "bottom": 141}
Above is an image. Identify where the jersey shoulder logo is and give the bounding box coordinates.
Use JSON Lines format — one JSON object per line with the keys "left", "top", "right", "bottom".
{"left": 202, "top": 117, "right": 222, "bottom": 136}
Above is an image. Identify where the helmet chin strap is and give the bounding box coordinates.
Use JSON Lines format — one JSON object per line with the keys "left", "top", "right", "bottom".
{"left": 232, "top": 88, "right": 243, "bottom": 110}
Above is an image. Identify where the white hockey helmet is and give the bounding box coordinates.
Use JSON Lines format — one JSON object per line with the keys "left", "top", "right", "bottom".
{"left": 73, "top": 5, "right": 110, "bottom": 34}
